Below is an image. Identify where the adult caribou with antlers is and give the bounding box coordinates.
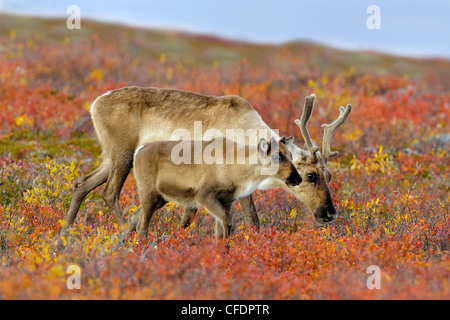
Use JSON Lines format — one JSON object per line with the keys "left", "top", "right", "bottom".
{"left": 57, "top": 86, "right": 351, "bottom": 247}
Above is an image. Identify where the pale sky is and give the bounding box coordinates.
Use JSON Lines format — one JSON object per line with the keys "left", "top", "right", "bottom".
{"left": 1, "top": 0, "right": 449, "bottom": 58}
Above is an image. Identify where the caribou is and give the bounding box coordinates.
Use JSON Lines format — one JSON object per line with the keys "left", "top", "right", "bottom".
{"left": 131, "top": 137, "right": 301, "bottom": 240}
{"left": 57, "top": 86, "right": 351, "bottom": 248}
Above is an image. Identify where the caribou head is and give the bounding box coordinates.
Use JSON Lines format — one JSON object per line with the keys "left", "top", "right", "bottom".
{"left": 288, "top": 95, "right": 351, "bottom": 225}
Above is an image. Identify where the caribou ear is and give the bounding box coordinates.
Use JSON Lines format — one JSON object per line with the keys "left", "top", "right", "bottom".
{"left": 284, "top": 136, "right": 295, "bottom": 146}
{"left": 258, "top": 138, "right": 270, "bottom": 155}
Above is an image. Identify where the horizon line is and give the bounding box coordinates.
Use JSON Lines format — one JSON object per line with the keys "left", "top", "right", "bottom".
{"left": 2, "top": 10, "right": 450, "bottom": 61}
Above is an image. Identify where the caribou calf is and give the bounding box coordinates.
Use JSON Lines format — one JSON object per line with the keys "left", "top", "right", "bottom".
{"left": 131, "top": 136, "right": 301, "bottom": 240}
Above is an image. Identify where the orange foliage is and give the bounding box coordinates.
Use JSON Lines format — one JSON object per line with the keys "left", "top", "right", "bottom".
{"left": 0, "top": 23, "right": 448, "bottom": 300}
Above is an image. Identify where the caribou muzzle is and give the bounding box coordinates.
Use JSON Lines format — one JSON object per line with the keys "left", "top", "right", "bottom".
{"left": 314, "top": 202, "right": 337, "bottom": 225}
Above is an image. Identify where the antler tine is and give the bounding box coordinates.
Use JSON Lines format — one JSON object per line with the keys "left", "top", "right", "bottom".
{"left": 294, "top": 94, "right": 320, "bottom": 162}
{"left": 321, "top": 104, "right": 352, "bottom": 161}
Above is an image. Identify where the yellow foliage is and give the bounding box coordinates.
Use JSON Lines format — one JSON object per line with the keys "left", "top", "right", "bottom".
{"left": 132, "top": 58, "right": 140, "bottom": 66}
{"left": 159, "top": 53, "right": 166, "bottom": 63}
{"left": 307, "top": 79, "right": 316, "bottom": 88}
{"left": 350, "top": 146, "right": 393, "bottom": 175}
{"left": 343, "top": 127, "right": 362, "bottom": 142}
{"left": 89, "top": 68, "right": 103, "bottom": 80}
{"left": 321, "top": 72, "right": 328, "bottom": 84}
{"left": 166, "top": 67, "right": 174, "bottom": 81}
{"left": 288, "top": 209, "right": 297, "bottom": 219}
{"left": 366, "top": 146, "right": 393, "bottom": 175}
{"left": 15, "top": 114, "right": 33, "bottom": 127}
{"left": 24, "top": 160, "right": 79, "bottom": 206}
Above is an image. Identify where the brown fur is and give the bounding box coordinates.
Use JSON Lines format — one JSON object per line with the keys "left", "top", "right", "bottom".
{"left": 131, "top": 137, "right": 301, "bottom": 240}
{"left": 293, "top": 161, "right": 335, "bottom": 224}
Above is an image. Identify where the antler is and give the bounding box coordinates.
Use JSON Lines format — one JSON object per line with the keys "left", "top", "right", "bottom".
{"left": 321, "top": 104, "right": 352, "bottom": 162}
{"left": 294, "top": 94, "right": 320, "bottom": 163}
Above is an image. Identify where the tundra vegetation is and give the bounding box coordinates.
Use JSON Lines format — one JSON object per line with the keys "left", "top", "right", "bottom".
{"left": 0, "top": 15, "right": 448, "bottom": 299}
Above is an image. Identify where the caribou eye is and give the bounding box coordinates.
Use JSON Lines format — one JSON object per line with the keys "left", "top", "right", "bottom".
{"left": 307, "top": 173, "right": 317, "bottom": 183}
{"left": 272, "top": 153, "right": 282, "bottom": 163}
